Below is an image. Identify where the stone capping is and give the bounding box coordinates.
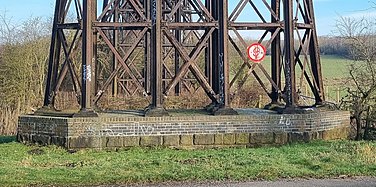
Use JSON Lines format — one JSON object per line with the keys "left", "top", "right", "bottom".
{"left": 17, "top": 110, "right": 351, "bottom": 149}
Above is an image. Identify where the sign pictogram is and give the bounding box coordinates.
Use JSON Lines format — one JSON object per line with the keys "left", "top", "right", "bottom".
{"left": 247, "top": 43, "right": 266, "bottom": 63}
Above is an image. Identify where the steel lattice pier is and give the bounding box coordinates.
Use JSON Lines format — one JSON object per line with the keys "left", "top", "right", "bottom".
{"left": 41, "top": 0, "right": 325, "bottom": 116}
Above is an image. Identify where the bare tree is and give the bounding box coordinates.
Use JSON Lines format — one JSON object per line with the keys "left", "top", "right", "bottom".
{"left": 336, "top": 16, "right": 376, "bottom": 140}
{"left": 0, "top": 13, "right": 17, "bottom": 44}
{"left": 0, "top": 14, "right": 51, "bottom": 135}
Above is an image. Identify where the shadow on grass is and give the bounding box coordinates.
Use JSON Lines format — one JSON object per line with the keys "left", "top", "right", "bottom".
{"left": 0, "top": 136, "right": 17, "bottom": 144}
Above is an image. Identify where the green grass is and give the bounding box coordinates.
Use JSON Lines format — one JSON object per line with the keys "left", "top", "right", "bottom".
{"left": 232, "top": 55, "right": 351, "bottom": 84}
{"left": 319, "top": 55, "right": 352, "bottom": 101}
{"left": 320, "top": 55, "right": 352, "bottom": 80}
{"left": 0, "top": 137, "right": 375, "bottom": 186}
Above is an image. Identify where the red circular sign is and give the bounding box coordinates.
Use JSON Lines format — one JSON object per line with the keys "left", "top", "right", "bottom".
{"left": 247, "top": 43, "right": 266, "bottom": 63}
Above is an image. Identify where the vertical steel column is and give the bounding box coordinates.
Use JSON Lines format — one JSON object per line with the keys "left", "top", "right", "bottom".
{"left": 146, "top": 0, "right": 169, "bottom": 116}
{"left": 144, "top": 0, "right": 151, "bottom": 94}
{"left": 219, "top": 0, "right": 229, "bottom": 106}
{"left": 307, "top": 0, "right": 325, "bottom": 105}
{"left": 43, "top": 0, "right": 65, "bottom": 108}
{"left": 112, "top": 1, "right": 119, "bottom": 97}
{"left": 151, "top": 0, "right": 162, "bottom": 108}
{"left": 213, "top": 0, "right": 237, "bottom": 115}
{"left": 92, "top": 0, "right": 98, "bottom": 104}
{"left": 210, "top": 0, "right": 219, "bottom": 97}
{"left": 205, "top": 0, "right": 219, "bottom": 112}
{"left": 283, "top": 0, "right": 297, "bottom": 108}
{"left": 174, "top": 5, "right": 181, "bottom": 96}
{"left": 76, "top": 0, "right": 97, "bottom": 116}
{"left": 205, "top": 0, "right": 213, "bottom": 86}
{"left": 270, "top": 0, "right": 281, "bottom": 104}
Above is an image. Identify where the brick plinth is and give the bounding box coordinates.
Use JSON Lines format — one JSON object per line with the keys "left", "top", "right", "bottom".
{"left": 17, "top": 109, "right": 350, "bottom": 149}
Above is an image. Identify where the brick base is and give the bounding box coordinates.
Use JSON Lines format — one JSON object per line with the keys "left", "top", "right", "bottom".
{"left": 17, "top": 109, "right": 350, "bottom": 149}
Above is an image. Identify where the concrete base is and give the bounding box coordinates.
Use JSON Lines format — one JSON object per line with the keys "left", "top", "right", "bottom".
{"left": 73, "top": 109, "right": 98, "bottom": 118}
{"left": 282, "top": 106, "right": 319, "bottom": 114}
{"left": 144, "top": 107, "right": 169, "bottom": 117}
{"left": 34, "top": 106, "right": 74, "bottom": 117}
{"left": 264, "top": 102, "right": 285, "bottom": 112}
{"left": 17, "top": 108, "right": 351, "bottom": 149}
{"left": 205, "top": 103, "right": 238, "bottom": 116}
{"left": 212, "top": 107, "right": 238, "bottom": 116}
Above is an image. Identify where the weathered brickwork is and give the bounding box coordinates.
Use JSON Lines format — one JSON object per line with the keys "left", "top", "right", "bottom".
{"left": 17, "top": 110, "right": 351, "bottom": 149}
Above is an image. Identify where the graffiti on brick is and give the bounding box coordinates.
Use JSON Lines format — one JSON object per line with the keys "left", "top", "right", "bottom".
{"left": 36, "top": 123, "right": 57, "bottom": 133}
{"left": 278, "top": 116, "right": 292, "bottom": 131}
{"left": 82, "top": 122, "right": 155, "bottom": 137}
{"left": 84, "top": 127, "right": 97, "bottom": 136}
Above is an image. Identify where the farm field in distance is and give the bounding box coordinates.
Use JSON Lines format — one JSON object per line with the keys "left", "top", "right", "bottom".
{"left": 259, "top": 55, "right": 351, "bottom": 84}
{"left": 320, "top": 55, "right": 352, "bottom": 84}
{"left": 229, "top": 55, "right": 352, "bottom": 102}
{"left": 318, "top": 55, "right": 352, "bottom": 101}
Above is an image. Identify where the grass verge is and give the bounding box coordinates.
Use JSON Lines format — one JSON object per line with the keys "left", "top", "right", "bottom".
{"left": 0, "top": 138, "right": 375, "bottom": 186}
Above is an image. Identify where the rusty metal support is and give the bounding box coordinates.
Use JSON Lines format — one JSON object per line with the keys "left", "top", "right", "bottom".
{"left": 213, "top": 0, "right": 237, "bottom": 115}
{"left": 145, "top": 0, "right": 169, "bottom": 116}
{"left": 174, "top": 6, "right": 182, "bottom": 96}
{"left": 81, "top": 0, "right": 93, "bottom": 109}
{"left": 210, "top": 0, "right": 219, "bottom": 96}
{"left": 307, "top": 0, "right": 325, "bottom": 105}
{"left": 270, "top": 0, "right": 281, "bottom": 105}
{"left": 205, "top": 0, "right": 213, "bottom": 87}
{"left": 144, "top": 0, "right": 151, "bottom": 95}
{"left": 43, "top": 0, "right": 65, "bottom": 109}
{"left": 92, "top": 0, "right": 98, "bottom": 107}
{"left": 283, "top": 0, "right": 297, "bottom": 108}
{"left": 75, "top": 0, "right": 98, "bottom": 117}
{"left": 111, "top": 1, "right": 119, "bottom": 97}
{"left": 40, "top": 0, "right": 325, "bottom": 117}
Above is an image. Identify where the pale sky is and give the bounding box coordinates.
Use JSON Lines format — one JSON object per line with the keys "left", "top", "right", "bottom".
{"left": 0, "top": 0, "right": 374, "bottom": 36}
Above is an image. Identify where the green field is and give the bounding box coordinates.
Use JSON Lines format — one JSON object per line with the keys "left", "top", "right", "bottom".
{"left": 320, "top": 55, "right": 352, "bottom": 80}
{"left": 0, "top": 137, "right": 375, "bottom": 187}
{"left": 319, "top": 55, "right": 352, "bottom": 101}
{"left": 231, "top": 55, "right": 351, "bottom": 83}
{"left": 229, "top": 55, "right": 352, "bottom": 102}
